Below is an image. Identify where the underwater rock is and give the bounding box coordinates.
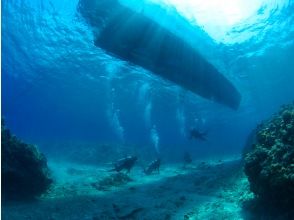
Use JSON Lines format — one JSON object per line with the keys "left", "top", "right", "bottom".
{"left": 92, "top": 173, "right": 132, "bottom": 191}
{"left": 115, "top": 206, "right": 144, "bottom": 220}
{"left": 1, "top": 120, "right": 52, "bottom": 200}
{"left": 244, "top": 103, "right": 294, "bottom": 209}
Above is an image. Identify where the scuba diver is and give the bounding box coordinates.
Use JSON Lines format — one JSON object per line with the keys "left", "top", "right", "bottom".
{"left": 144, "top": 159, "right": 161, "bottom": 175}
{"left": 189, "top": 128, "right": 208, "bottom": 141}
{"left": 109, "top": 156, "right": 138, "bottom": 173}
{"left": 182, "top": 152, "right": 192, "bottom": 169}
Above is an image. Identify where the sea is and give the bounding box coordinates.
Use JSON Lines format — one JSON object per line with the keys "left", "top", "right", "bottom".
{"left": 2, "top": 0, "right": 294, "bottom": 219}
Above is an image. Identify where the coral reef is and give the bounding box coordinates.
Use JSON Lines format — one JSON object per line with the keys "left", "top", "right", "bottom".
{"left": 244, "top": 103, "right": 294, "bottom": 208}
{"left": 1, "top": 120, "right": 52, "bottom": 200}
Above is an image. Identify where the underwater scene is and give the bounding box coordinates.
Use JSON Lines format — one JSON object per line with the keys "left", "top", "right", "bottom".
{"left": 1, "top": 0, "right": 294, "bottom": 219}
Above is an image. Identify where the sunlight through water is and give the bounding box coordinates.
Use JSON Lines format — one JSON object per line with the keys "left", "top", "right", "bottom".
{"left": 152, "top": 0, "right": 279, "bottom": 42}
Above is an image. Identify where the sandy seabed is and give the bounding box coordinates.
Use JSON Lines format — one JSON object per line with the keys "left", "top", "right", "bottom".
{"left": 2, "top": 157, "right": 252, "bottom": 220}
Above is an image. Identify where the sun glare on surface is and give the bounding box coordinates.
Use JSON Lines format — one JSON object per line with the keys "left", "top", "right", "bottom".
{"left": 155, "top": 0, "right": 265, "bottom": 42}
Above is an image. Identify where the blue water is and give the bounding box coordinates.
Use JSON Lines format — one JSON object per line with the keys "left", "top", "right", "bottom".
{"left": 2, "top": 0, "right": 294, "bottom": 159}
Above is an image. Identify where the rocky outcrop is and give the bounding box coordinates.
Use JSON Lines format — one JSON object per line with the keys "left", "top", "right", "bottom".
{"left": 244, "top": 103, "right": 294, "bottom": 208}
{"left": 2, "top": 120, "right": 52, "bottom": 200}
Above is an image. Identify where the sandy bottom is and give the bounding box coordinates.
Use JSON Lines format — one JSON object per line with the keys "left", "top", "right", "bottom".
{"left": 2, "top": 157, "right": 253, "bottom": 220}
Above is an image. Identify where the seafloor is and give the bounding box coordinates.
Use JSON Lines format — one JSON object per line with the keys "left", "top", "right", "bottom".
{"left": 2, "top": 156, "right": 255, "bottom": 220}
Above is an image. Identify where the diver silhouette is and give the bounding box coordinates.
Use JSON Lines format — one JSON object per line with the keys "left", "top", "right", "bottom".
{"left": 188, "top": 128, "right": 207, "bottom": 141}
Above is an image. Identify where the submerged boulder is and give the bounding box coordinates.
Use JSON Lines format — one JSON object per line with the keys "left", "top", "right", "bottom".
{"left": 92, "top": 173, "right": 132, "bottom": 191}
{"left": 1, "top": 120, "right": 52, "bottom": 200}
{"left": 244, "top": 103, "right": 294, "bottom": 208}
